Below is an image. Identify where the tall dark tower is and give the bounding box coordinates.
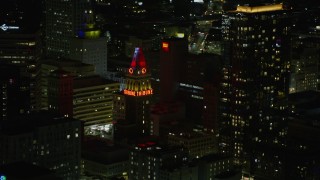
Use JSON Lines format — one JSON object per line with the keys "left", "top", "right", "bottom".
{"left": 0, "top": 65, "right": 30, "bottom": 123}
{"left": 159, "top": 38, "right": 188, "bottom": 102}
{"left": 219, "top": 4, "right": 290, "bottom": 178}
{"left": 48, "top": 70, "right": 73, "bottom": 117}
{"left": 172, "top": 0, "right": 191, "bottom": 18}
{"left": 122, "top": 47, "right": 153, "bottom": 135}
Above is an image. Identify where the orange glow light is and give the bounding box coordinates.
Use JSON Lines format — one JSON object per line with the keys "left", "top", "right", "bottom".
{"left": 128, "top": 68, "right": 134, "bottom": 74}
{"left": 233, "top": 4, "right": 284, "bottom": 13}
{"left": 141, "top": 68, "right": 146, "bottom": 74}
{"left": 124, "top": 89, "right": 153, "bottom": 96}
{"left": 162, "top": 42, "right": 169, "bottom": 52}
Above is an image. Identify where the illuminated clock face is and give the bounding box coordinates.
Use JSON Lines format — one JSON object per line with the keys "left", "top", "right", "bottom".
{"left": 129, "top": 68, "right": 134, "bottom": 74}
{"left": 141, "top": 68, "right": 146, "bottom": 74}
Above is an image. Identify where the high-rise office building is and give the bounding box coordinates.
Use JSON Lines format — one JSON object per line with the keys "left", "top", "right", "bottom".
{"left": 0, "top": 32, "right": 41, "bottom": 71}
{"left": 220, "top": 4, "right": 290, "bottom": 178}
{"left": 289, "top": 33, "right": 320, "bottom": 93}
{"left": 47, "top": 71, "right": 119, "bottom": 132}
{"left": 45, "top": 0, "right": 91, "bottom": 58}
{"left": 47, "top": 70, "right": 73, "bottom": 117}
{"left": 0, "top": 2, "right": 42, "bottom": 110}
{"left": 160, "top": 38, "right": 221, "bottom": 124}
{"left": 36, "top": 58, "right": 95, "bottom": 110}
{"left": 0, "top": 65, "right": 30, "bottom": 123}
{"left": 203, "top": 83, "right": 219, "bottom": 132}
{"left": 202, "top": 54, "right": 221, "bottom": 133}
{"left": 287, "top": 91, "right": 320, "bottom": 179}
{"left": 159, "top": 38, "right": 188, "bottom": 102}
{"left": 69, "top": 12, "right": 109, "bottom": 78}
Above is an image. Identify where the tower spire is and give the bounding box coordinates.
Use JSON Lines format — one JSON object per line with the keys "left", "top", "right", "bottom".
{"left": 124, "top": 47, "right": 152, "bottom": 96}
{"left": 128, "top": 48, "right": 147, "bottom": 75}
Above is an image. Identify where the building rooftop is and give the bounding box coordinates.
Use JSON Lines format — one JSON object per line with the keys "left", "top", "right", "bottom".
{"left": 43, "top": 58, "right": 94, "bottom": 68}
{"left": 0, "top": 110, "right": 80, "bottom": 136}
{"left": 73, "top": 75, "right": 118, "bottom": 89}
{"left": 134, "top": 143, "right": 186, "bottom": 158}
{"left": 231, "top": 4, "right": 285, "bottom": 13}
{"left": 49, "top": 69, "right": 73, "bottom": 78}
{"left": 199, "top": 153, "right": 231, "bottom": 162}
{"left": 0, "top": 161, "right": 61, "bottom": 180}
{"left": 167, "top": 122, "right": 213, "bottom": 140}
{"left": 168, "top": 130, "right": 212, "bottom": 140}
{"left": 215, "top": 170, "right": 240, "bottom": 179}
{"left": 289, "top": 91, "right": 320, "bottom": 113}
{"left": 82, "top": 136, "right": 129, "bottom": 164}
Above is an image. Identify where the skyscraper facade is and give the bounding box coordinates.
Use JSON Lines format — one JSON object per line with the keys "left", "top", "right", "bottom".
{"left": 159, "top": 38, "right": 188, "bottom": 102}
{"left": 69, "top": 11, "right": 109, "bottom": 78}
{"left": 0, "top": 4, "right": 42, "bottom": 110}
{"left": 124, "top": 48, "right": 153, "bottom": 135}
{"left": 0, "top": 65, "right": 30, "bottom": 123}
{"left": 114, "top": 47, "right": 153, "bottom": 136}
{"left": 47, "top": 70, "right": 73, "bottom": 117}
{"left": 45, "top": 0, "right": 90, "bottom": 58}
{"left": 289, "top": 33, "right": 320, "bottom": 93}
{"left": 219, "top": 4, "right": 290, "bottom": 178}
{"left": 36, "top": 58, "right": 95, "bottom": 110}
{"left": 47, "top": 72, "right": 119, "bottom": 131}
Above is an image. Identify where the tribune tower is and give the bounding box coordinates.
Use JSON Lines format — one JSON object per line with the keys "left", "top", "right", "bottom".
{"left": 115, "top": 47, "right": 153, "bottom": 135}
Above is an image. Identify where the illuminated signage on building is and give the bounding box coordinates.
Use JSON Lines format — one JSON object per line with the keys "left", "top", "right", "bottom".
{"left": 124, "top": 89, "right": 153, "bottom": 96}
{"left": 175, "top": 33, "right": 185, "bottom": 38}
{"left": 77, "top": 29, "right": 101, "bottom": 39}
{"left": 0, "top": 24, "right": 19, "bottom": 31}
{"left": 162, "top": 42, "right": 169, "bottom": 52}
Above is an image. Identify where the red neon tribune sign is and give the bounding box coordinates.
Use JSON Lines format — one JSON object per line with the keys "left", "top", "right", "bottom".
{"left": 124, "top": 89, "right": 153, "bottom": 96}
{"left": 162, "top": 42, "right": 169, "bottom": 52}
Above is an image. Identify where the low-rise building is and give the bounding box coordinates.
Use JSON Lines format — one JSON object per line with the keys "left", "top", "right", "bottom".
{"left": 129, "top": 143, "right": 188, "bottom": 180}
{"left": 168, "top": 128, "right": 216, "bottom": 159}
{"left": 0, "top": 111, "right": 82, "bottom": 179}
{"left": 82, "top": 137, "right": 129, "bottom": 179}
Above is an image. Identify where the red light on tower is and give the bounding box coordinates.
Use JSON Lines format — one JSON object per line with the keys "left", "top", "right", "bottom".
{"left": 128, "top": 68, "right": 134, "bottom": 74}
{"left": 162, "top": 42, "right": 169, "bottom": 52}
{"left": 141, "top": 68, "right": 146, "bottom": 74}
